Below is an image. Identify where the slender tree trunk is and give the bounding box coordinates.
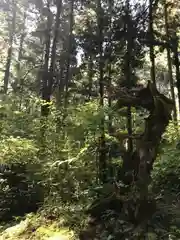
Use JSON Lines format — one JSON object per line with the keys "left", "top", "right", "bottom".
{"left": 41, "top": 2, "right": 52, "bottom": 117}
{"left": 125, "top": 0, "right": 133, "bottom": 154}
{"left": 107, "top": 64, "right": 112, "bottom": 134}
{"left": 107, "top": 0, "right": 113, "bottom": 135}
{"left": 97, "top": 0, "right": 107, "bottom": 184}
{"left": 107, "top": 62, "right": 114, "bottom": 179}
{"left": 3, "top": 0, "right": 16, "bottom": 94}
{"left": 88, "top": 55, "right": 93, "bottom": 100}
{"left": 17, "top": 11, "right": 26, "bottom": 109}
{"left": 107, "top": 0, "right": 114, "bottom": 179}
{"left": 64, "top": 0, "right": 74, "bottom": 111}
{"left": 48, "top": 0, "right": 62, "bottom": 95}
{"left": 164, "top": 2, "right": 177, "bottom": 120}
{"left": 149, "top": 0, "right": 156, "bottom": 85}
{"left": 173, "top": 33, "right": 180, "bottom": 114}
{"left": 16, "top": 12, "right": 26, "bottom": 80}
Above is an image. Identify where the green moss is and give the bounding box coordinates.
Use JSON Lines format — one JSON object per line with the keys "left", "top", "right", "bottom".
{"left": 0, "top": 214, "right": 74, "bottom": 240}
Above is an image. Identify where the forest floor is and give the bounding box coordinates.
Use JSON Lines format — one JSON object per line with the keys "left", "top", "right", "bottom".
{"left": 0, "top": 214, "right": 75, "bottom": 240}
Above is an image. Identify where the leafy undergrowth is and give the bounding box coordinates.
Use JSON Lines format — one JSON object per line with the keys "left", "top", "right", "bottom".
{"left": 0, "top": 214, "right": 75, "bottom": 240}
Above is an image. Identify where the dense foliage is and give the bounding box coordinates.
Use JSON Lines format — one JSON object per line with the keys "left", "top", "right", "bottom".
{"left": 0, "top": 0, "right": 180, "bottom": 239}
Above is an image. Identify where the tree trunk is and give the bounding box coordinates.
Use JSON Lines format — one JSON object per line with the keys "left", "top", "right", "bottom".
{"left": 16, "top": 12, "right": 26, "bottom": 81}
{"left": 97, "top": 0, "right": 107, "bottom": 184}
{"left": 88, "top": 55, "right": 93, "bottom": 101}
{"left": 107, "top": 64, "right": 112, "bottom": 134}
{"left": 64, "top": 0, "right": 74, "bottom": 111}
{"left": 16, "top": 11, "right": 26, "bottom": 109}
{"left": 88, "top": 82, "right": 174, "bottom": 226}
{"left": 149, "top": 0, "right": 156, "bottom": 85}
{"left": 105, "top": 0, "right": 114, "bottom": 179}
{"left": 125, "top": 0, "right": 133, "bottom": 154}
{"left": 3, "top": 0, "right": 16, "bottom": 94}
{"left": 172, "top": 33, "right": 180, "bottom": 114}
{"left": 164, "top": 2, "right": 177, "bottom": 120}
{"left": 48, "top": 0, "right": 62, "bottom": 96}
{"left": 115, "top": 82, "right": 173, "bottom": 183}
{"left": 107, "top": 0, "right": 113, "bottom": 135}
{"left": 41, "top": 2, "right": 52, "bottom": 117}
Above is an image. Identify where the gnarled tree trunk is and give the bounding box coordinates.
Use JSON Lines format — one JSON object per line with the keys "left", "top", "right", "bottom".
{"left": 86, "top": 81, "right": 173, "bottom": 230}
{"left": 115, "top": 81, "right": 173, "bottom": 186}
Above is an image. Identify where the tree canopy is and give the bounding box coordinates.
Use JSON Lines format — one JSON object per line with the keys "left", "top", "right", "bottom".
{"left": 0, "top": 0, "right": 180, "bottom": 239}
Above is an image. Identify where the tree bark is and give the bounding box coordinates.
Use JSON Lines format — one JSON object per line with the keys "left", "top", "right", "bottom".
{"left": 149, "top": 0, "right": 156, "bottom": 85}
{"left": 48, "top": 0, "right": 62, "bottom": 96}
{"left": 107, "top": 0, "right": 113, "bottom": 135}
{"left": 16, "top": 11, "right": 27, "bottom": 109}
{"left": 125, "top": 0, "right": 133, "bottom": 154}
{"left": 164, "top": 2, "right": 177, "bottom": 120}
{"left": 97, "top": 0, "right": 107, "bottom": 184}
{"left": 87, "top": 82, "right": 173, "bottom": 226}
{"left": 64, "top": 0, "right": 74, "bottom": 110}
{"left": 88, "top": 55, "right": 93, "bottom": 101}
{"left": 41, "top": 2, "right": 52, "bottom": 117}
{"left": 3, "top": 0, "right": 16, "bottom": 94}
{"left": 172, "top": 33, "right": 180, "bottom": 114}
{"left": 115, "top": 81, "right": 173, "bottom": 185}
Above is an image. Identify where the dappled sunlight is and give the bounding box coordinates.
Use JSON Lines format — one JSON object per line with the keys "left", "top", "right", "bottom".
{"left": 0, "top": 215, "right": 74, "bottom": 240}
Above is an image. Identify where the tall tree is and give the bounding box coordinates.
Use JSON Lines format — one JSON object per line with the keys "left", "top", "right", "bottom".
{"left": 97, "top": 0, "right": 106, "bottom": 183}
{"left": 172, "top": 32, "right": 180, "bottom": 113}
{"left": 15, "top": 10, "right": 27, "bottom": 89}
{"left": 125, "top": 0, "right": 133, "bottom": 154}
{"left": 87, "top": 55, "right": 93, "bottom": 100}
{"left": 64, "top": 0, "right": 75, "bottom": 111}
{"left": 149, "top": 0, "right": 156, "bottom": 85}
{"left": 107, "top": 0, "right": 113, "bottom": 135}
{"left": 164, "top": 1, "right": 177, "bottom": 120}
{"left": 41, "top": 1, "right": 52, "bottom": 117}
{"left": 3, "top": 0, "right": 16, "bottom": 94}
{"left": 48, "top": 0, "right": 62, "bottom": 102}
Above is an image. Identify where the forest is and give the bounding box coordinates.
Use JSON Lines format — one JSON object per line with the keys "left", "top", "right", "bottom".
{"left": 0, "top": 0, "right": 180, "bottom": 239}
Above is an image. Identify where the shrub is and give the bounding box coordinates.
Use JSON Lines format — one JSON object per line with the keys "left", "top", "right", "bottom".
{"left": 0, "top": 137, "right": 43, "bottom": 221}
